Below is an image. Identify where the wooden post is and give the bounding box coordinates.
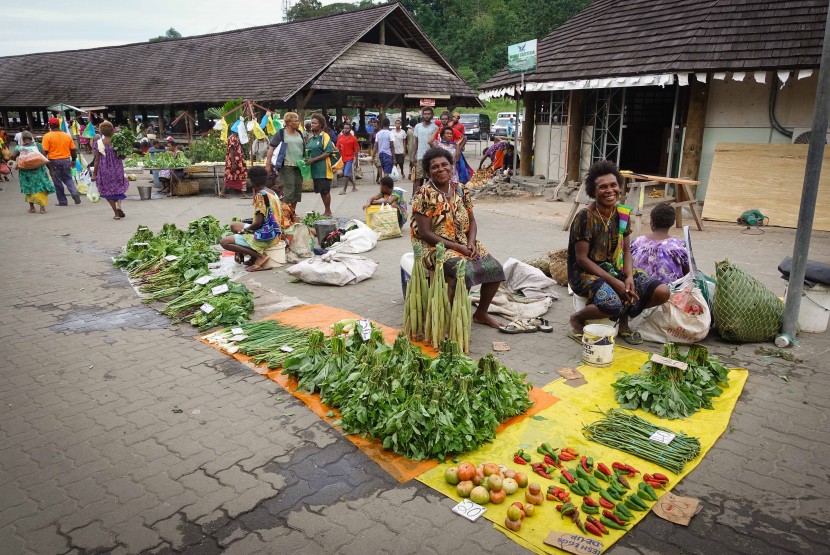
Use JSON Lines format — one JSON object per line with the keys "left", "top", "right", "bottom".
{"left": 295, "top": 89, "right": 315, "bottom": 122}
{"left": 197, "top": 106, "right": 207, "bottom": 132}
{"left": 157, "top": 106, "right": 166, "bottom": 138}
{"left": 1, "top": 108, "right": 8, "bottom": 128}
{"left": 520, "top": 92, "right": 536, "bottom": 176}
{"left": 128, "top": 106, "right": 137, "bottom": 132}
{"left": 379, "top": 20, "right": 386, "bottom": 45}
{"left": 567, "top": 90, "right": 585, "bottom": 182}
{"left": 677, "top": 78, "right": 709, "bottom": 226}
{"left": 335, "top": 103, "right": 343, "bottom": 127}
{"left": 140, "top": 106, "right": 149, "bottom": 127}
{"left": 25, "top": 110, "right": 34, "bottom": 129}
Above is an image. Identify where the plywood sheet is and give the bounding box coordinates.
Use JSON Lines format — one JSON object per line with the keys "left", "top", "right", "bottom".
{"left": 702, "top": 143, "right": 830, "bottom": 231}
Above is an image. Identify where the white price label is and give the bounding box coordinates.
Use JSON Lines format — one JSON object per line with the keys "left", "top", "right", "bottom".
{"left": 194, "top": 275, "right": 213, "bottom": 285}
{"left": 358, "top": 319, "right": 371, "bottom": 341}
{"left": 650, "top": 354, "right": 688, "bottom": 371}
{"left": 231, "top": 327, "right": 244, "bottom": 335}
{"left": 649, "top": 430, "right": 676, "bottom": 445}
{"left": 200, "top": 303, "right": 215, "bottom": 314}
{"left": 164, "top": 255, "right": 179, "bottom": 261}
{"left": 230, "top": 335, "right": 248, "bottom": 342}
{"left": 280, "top": 345, "right": 295, "bottom": 353}
{"left": 211, "top": 284, "right": 229, "bottom": 295}
{"left": 132, "top": 242, "right": 149, "bottom": 247}
{"left": 451, "top": 499, "right": 486, "bottom": 522}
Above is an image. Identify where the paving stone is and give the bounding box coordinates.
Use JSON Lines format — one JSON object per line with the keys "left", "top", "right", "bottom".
{"left": 68, "top": 521, "right": 116, "bottom": 551}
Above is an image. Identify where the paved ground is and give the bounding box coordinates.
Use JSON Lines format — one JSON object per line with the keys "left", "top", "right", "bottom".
{"left": 1, "top": 166, "right": 829, "bottom": 555}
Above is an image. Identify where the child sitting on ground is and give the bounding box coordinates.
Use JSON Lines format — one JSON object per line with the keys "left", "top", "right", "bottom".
{"left": 363, "top": 176, "right": 407, "bottom": 228}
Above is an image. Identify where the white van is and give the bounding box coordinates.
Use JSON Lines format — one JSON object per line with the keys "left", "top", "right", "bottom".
{"left": 497, "top": 112, "right": 516, "bottom": 120}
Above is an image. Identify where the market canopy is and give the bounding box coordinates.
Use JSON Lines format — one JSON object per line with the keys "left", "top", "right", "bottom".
{"left": 0, "top": 3, "right": 478, "bottom": 109}
{"left": 479, "top": 0, "right": 826, "bottom": 98}
{"left": 47, "top": 103, "right": 84, "bottom": 113}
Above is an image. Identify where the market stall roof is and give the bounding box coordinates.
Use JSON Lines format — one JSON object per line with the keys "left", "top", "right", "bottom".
{"left": 0, "top": 3, "right": 477, "bottom": 108}
{"left": 479, "top": 0, "right": 827, "bottom": 97}
{"left": 47, "top": 103, "right": 84, "bottom": 112}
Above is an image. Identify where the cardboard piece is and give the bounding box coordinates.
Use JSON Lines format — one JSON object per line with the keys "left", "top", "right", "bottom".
{"left": 652, "top": 492, "right": 702, "bottom": 526}
{"left": 564, "top": 377, "right": 588, "bottom": 388}
{"left": 543, "top": 531, "right": 603, "bottom": 555}
{"left": 556, "top": 367, "right": 583, "bottom": 380}
{"left": 492, "top": 341, "right": 511, "bottom": 352}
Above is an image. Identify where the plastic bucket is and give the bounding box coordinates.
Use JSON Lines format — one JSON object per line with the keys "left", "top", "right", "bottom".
{"left": 138, "top": 185, "right": 153, "bottom": 200}
{"left": 582, "top": 324, "right": 616, "bottom": 367}
{"left": 786, "top": 283, "right": 830, "bottom": 333}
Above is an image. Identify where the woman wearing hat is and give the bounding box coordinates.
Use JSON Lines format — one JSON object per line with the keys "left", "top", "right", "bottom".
{"left": 220, "top": 122, "right": 248, "bottom": 198}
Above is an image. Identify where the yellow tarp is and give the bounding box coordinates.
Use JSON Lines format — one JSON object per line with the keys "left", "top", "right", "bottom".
{"left": 418, "top": 345, "right": 748, "bottom": 554}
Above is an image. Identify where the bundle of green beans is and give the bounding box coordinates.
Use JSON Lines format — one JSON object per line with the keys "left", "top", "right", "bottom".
{"left": 425, "top": 243, "right": 451, "bottom": 347}
{"left": 582, "top": 409, "right": 701, "bottom": 473}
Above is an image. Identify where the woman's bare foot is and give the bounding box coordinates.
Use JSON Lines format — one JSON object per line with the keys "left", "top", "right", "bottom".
{"left": 569, "top": 314, "right": 585, "bottom": 334}
{"left": 28, "top": 206, "right": 36, "bottom": 213}
{"left": 40, "top": 207, "right": 47, "bottom": 214}
{"left": 472, "top": 310, "right": 503, "bottom": 329}
{"left": 245, "top": 254, "right": 270, "bottom": 272}
{"left": 323, "top": 212, "right": 333, "bottom": 218}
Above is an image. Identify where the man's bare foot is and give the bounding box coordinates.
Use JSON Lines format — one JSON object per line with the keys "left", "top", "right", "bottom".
{"left": 472, "top": 311, "right": 503, "bottom": 329}
{"left": 352, "top": 187, "right": 358, "bottom": 192}
{"left": 569, "top": 314, "right": 584, "bottom": 334}
{"left": 28, "top": 207, "right": 36, "bottom": 213}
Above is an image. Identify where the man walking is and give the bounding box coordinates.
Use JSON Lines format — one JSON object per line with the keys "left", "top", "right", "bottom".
{"left": 372, "top": 118, "right": 394, "bottom": 180}
{"left": 336, "top": 122, "right": 360, "bottom": 195}
{"left": 412, "top": 108, "right": 438, "bottom": 189}
{"left": 42, "top": 117, "right": 80, "bottom": 205}
{"left": 391, "top": 119, "right": 407, "bottom": 176}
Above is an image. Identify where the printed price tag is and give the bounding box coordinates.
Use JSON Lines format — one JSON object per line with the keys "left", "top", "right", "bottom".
{"left": 451, "top": 499, "right": 486, "bottom": 522}
{"left": 230, "top": 335, "right": 248, "bottom": 342}
{"left": 211, "top": 284, "right": 229, "bottom": 295}
{"left": 650, "top": 354, "right": 689, "bottom": 371}
{"left": 194, "top": 275, "right": 213, "bottom": 285}
{"left": 231, "top": 327, "right": 244, "bottom": 335}
{"left": 280, "top": 346, "right": 295, "bottom": 353}
{"left": 164, "top": 255, "right": 179, "bottom": 262}
{"left": 200, "top": 303, "right": 215, "bottom": 314}
{"left": 132, "top": 242, "right": 149, "bottom": 247}
{"left": 358, "top": 319, "right": 371, "bottom": 341}
{"left": 649, "top": 430, "right": 676, "bottom": 445}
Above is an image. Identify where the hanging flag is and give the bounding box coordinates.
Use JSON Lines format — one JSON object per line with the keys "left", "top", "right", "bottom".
{"left": 82, "top": 123, "right": 96, "bottom": 139}
{"left": 271, "top": 114, "right": 282, "bottom": 132}
{"left": 71, "top": 120, "right": 80, "bottom": 137}
{"left": 237, "top": 117, "right": 249, "bottom": 145}
{"left": 219, "top": 119, "right": 228, "bottom": 142}
{"left": 259, "top": 114, "right": 269, "bottom": 130}
{"left": 59, "top": 117, "right": 69, "bottom": 133}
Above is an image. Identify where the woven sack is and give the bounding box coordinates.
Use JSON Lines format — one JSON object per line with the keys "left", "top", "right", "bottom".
{"left": 172, "top": 179, "right": 200, "bottom": 196}
{"left": 548, "top": 249, "right": 569, "bottom": 286}
{"left": 713, "top": 260, "right": 783, "bottom": 343}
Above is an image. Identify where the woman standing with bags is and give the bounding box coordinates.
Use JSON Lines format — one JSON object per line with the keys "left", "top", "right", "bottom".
{"left": 92, "top": 121, "right": 130, "bottom": 220}
{"left": 265, "top": 112, "right": 305, "bottom": 211}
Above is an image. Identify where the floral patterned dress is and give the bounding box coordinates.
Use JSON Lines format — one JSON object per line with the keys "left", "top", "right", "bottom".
{"left": 224, "top": 134, "right": 247, "bottom": 191}
{"left": 631, "top": 236, "right": 689, "bottom": 284}
{"left": 16, "top": 144, "right": 55, "bottom": 205}
{"left": 410, "top": 180, "right": 504, "bottom": 288}
{"left": 94, "top": 139, "right": 129, "bottom": 200}
{"left": 241, "top": 189, "right": 285, "bottom": 254}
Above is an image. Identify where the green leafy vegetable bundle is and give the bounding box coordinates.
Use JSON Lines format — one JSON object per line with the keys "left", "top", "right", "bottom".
{"left": 203, "top": 321, "right": 313, "bottom": 368}
{"left": 111, "top": 127, "right": 136, "bottom": 157}
{"left": 145, "top": 151, "right": 192, "bottom": 169}
{"left": 301, "top": 211, "right": 326, "bottom": 227}
{"left": 612, "top": 343, "right": 730, "bottom": 420}
{"left": 282, "top": 327, "right": 533, "bottom": 460}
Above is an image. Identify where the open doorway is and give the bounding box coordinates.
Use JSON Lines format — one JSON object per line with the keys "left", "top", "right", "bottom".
{"left": 619, "top": 85, "right": 679, "bottom": 175}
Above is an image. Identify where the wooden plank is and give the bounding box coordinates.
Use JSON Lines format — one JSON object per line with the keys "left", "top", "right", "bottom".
{"left": 624, "top": 173, "right": 700, "bottom": 186}
{"left": 702, "top": 143, "right": 830, "bottom": 231}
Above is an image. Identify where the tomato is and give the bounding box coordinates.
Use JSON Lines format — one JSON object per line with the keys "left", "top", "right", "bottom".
{"left": 488, "top": 475, "right": 503, "bottom": 492}
{"left": 456, "top": 480, "right": 474, "bottom": 498}
{"left": 523, "top": 503, "right": 536, "bottom": 517}
{"left": 528, "top": 483, "right": 542, "bottom": 495}
{"left": 480, "top": 476, "right": 490, "bottom": 491}
{"left": 444, "top": 467, "right": 460, "bottom": 485}
{"left": 457, "top": 462, "right": 476, "bottom": 482}
{"left": 507, "top": 505, "right": 523, "bottom": 521}
{"left": 502, "top": 478, "right": 519, "bottom": 495}
{"left": 515, "top": 472, "right": 529, "bottom": 488}
{"left": 489, "top": 489, "right": 506, "bottom": 504}
{"left": 472, "top": 469, "right": 484, "bottom": 486}
{"left": 470, "top": 486, "right": 490, "bottom": 504}
{"left": 504, "top": 469, "right": 517, "bottom": 480}
{"left": 483, "top": 463, "right": 500, "bottom": 476}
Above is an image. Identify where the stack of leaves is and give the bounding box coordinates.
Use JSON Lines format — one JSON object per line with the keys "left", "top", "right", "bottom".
{"left": 144, "top": 151, "right": 192, "bottom": 169}
{"left": 301, "top": 211, "right": 326, "bottom": 227}
{"left": 111, "top": 127, "right": 136, "bottom": 157}
{"left": 282, "top": 326, "right": 533, "bottom": 461}
{"left": 583, "top": 409, "right": 702, "bottom": 473}
{"left": 612, "top": 343, "right": 730, "bottom": 420}
{"left": 403, "top": 243, "right": 429, "bottom": 342}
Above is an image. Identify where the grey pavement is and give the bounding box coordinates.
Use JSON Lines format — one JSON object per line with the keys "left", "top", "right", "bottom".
{"left": 1, "top": 167, "right": 829, "bottom": 555}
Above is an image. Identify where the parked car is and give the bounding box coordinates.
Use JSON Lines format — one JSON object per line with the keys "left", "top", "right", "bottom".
{"left": 458, "top": 113, "right": 491, "bottom": 140}
{"left": 489, "top": 117, "right": 522, "bottom": 140}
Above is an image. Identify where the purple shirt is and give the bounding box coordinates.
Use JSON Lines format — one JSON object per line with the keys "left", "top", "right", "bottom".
{"left": 631, "top": 236, "right": 689, "bottom": 284}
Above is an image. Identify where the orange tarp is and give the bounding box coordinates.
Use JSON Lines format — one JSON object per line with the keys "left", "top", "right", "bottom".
{"left": 199, "top": 304, "right": 559, "bottom": 482}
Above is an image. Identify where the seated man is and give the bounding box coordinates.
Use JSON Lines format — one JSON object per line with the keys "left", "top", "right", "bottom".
{"left": 567, "top": 160, "right": 670, "bottom": 345}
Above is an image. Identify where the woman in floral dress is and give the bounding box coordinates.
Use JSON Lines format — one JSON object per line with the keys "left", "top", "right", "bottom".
{"left": 92, "top": 121, "right": 130, "bottom": 220}
{"left": 220, "top": 123, "right": 248, "bottom": 198}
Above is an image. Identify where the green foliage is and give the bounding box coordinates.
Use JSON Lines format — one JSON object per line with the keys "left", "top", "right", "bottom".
{"left": 111, "top": 128, "right": 136, "bottom": 157}
{"left": 149, "top": 27, "right": 182, "bottom": 43}
{"left": 188, "top": 133, "right": 226, "bottom": 163}
{"left": 286, "top": 0, "right": 376, "bottom": 22}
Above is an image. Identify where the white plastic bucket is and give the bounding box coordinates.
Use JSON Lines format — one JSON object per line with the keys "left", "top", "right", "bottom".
{"left": 569, "top": 285, "right": 614, "bottom": 326}
{"left": 787, "top": 283, "right": 830, "bottom": 333}
{"left": 582, "top": 324, "right": 616, "bottom": 367}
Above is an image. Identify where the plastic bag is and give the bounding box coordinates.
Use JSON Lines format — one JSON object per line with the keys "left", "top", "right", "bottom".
{"left": 87, "top": 181, "right": 101, "bottom": 203}
{"left": 0, "top": 162, "right": 11, "bottom": 175}
{"left": 17, "top": 149, "right": 49, "bottom": 170}
{"left": 297, "top": 159, "right": 312, "bottom": 180}
{"left": 289, "top": 223, "right": 313, "bottom": 258}
{"left": 372, "top": 204, "right": 401, "bottom": 240}
{"left": 286, "top": 252, "right": 378, "bottom": 286}
{"left": 633, "top": 284, "right": 711, "bottom": 344}
{"left": 390, "top": 165, "right": 401, "bottom": 181}
{"left": 328, "top": 220, "right": 381, "bottom": 254}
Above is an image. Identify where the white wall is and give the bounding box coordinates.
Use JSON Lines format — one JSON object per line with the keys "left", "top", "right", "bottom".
{"left": 534, "top": 124, "right": 568, "bottom": 181}
{"left": 696, "top": 73, "right": 818, "bottom": 199}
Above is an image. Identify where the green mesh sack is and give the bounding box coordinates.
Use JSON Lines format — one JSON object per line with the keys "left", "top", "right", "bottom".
{"left": 714, "top": 260, "right": 783, "bottom": 343}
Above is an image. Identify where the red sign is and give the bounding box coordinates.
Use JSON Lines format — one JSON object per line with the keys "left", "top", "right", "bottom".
{"left": 419, "top": 98, "right": 436, "bottom": 107}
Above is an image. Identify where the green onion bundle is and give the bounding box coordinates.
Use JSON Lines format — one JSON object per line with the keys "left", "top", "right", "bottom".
{"left": 403, "top": 243, "right": 429, "bottom": 342}
{"left": 448, "top": 258, "right": 471, "bottom": 353}
{"left": 582, "top": 409, "right": 701, "bottom": 473}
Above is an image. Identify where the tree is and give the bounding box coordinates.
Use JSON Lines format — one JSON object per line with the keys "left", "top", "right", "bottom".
{"left": 286, "top": 0, "right": 376, "bottom": 22}
{"left": 149, "top": 28, "right": 183, "bottom": 43}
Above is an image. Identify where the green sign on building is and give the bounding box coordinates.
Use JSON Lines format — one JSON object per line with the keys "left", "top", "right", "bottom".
{"left": 507, "top": 39, "right": 537, "bottom": 74}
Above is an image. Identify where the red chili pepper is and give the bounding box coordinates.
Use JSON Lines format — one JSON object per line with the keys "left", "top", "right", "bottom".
{"left": 544, "top": 454, "right": 561, "bottom": 468}
{"left": 597, "top": 463, "right": 612, "bottom": 476}
{"left": 565, "top": 447, "right": 578, "bottom": 456}
{"left": 559, "top": 452, "right": 576, "bottom": 461}
{"left": 646, "top": 479, "right": 665, "bottom": 489}
{"left": 561, "top": 469, "right": 576, "bottom": 484}
{"left": 587, "top": 515, "right": 609, "bottom": 535}
{"left": 513, "top": 455, "right": 527, "bottom": 465}
{"left": 556, "top": 504, "right": 563, "bottom": 512}
{"left": 599, "top": 498, "right": 614, "bottom": 509}
{"left": 581, "top": 456, "right": 591, "bottom": 473}
{"left": 616, "top": 474, "right": 631, "bottom": 489}
{"left": 623, "top": 464, "right": 640, "bottom": 475}
{"left": 533, "top": 467, "right": 553, "bottom": 479}
{"left": 582, "top": 496, "right": 598, "bottom": 508}
{"left": 603, "top": 510, "right": 626, "bottom": 526}
{"left": 584, "top": 521, "right": 603, "bottom": 537}
{"left": 652, "top": 473, "right": 670, "bottom": 483}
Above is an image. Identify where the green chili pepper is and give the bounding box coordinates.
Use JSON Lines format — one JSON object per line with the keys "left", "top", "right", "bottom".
{"left": 637, "top": 490, "right": 653, "bottom": 502}
{"left": 614, "top": 508, "right": 631, "bottom": 522}
{"left": 587, "top": 457, "right": 594, "bottom": 467}
{"left": 616, "top": 502, "right": 633, "bottom": 518}
{"left": 586, "top": 475, "right": 602, "bottom": 490}
{"left": 576, "top": 467, "right": 591, "bottom": 481}
{"left": 644, "top": 483, "right": 659, "bottom": 501}
{"left": 578, "top": 478, "right": 594, "bottom": 493}
{"left": 630, "top": 493, "right": 649, "bottom": 510}
{"left": 581, "top": 503, "right": 599, "bottom": 514}
{"left": 560, "top": 476, "right": 571, "bottom": 486}
{"left": 600, "top": 489, "right": 617, "bottom": 504}
{"left": 594, "top": 469, "right": 610, "bottom": 482}
{"left": 606, "top": 487, "right": 622, "bottom": 501}
{"left": 522, "top": 452, "right": 532, "bottom": 462}
{"left": 600, "top": 516, "right": 627, "bottom": 530}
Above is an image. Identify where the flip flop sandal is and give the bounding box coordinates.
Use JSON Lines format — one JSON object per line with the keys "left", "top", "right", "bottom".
{"left": 117, "top": 209, "right": 126, "bottom": 218}
{"left": 619, "top": 331, "right": 644, "bottom": 345}
{"left": 528, "top": 317, "right": 553, "bottom": 333}
{"left": 567, "top": 331, "right": 583, "bottom": 345}
{"left": 234, "top": 253, "right": 245, "bottom": 264}
{"left": 500, "top": 320, "right": 538, "bottom": 334}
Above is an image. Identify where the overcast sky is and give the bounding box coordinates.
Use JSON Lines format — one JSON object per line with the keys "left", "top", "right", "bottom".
{"left": 5, "top": 0, "right": 353, "bottom": 56}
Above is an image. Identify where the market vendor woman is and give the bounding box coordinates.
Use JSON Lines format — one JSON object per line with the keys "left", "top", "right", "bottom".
{"left": 411, "top": 147, "right": 505, "bottom": 329}
{"left": 567, "top": 160, "right": 670, "bottom": 344}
